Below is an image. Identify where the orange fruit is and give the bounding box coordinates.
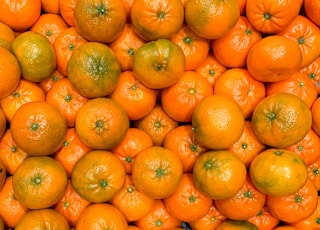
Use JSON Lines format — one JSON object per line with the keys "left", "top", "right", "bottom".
{"left": 0, "top": 0, "right": 41, "bottom": 32}
{"left": 15, "top": 208, "right": 70, "bottom": 230}
{"left": 278, "top": 15, "right": 320, "bottom": 68}
{"left": 74, "top": 0, "right": 126, "bottom": 43}
{"left": 163, "top": 125, "right": 208, "bottom": 173}
{"left": 40, "top": 69, "right": 65, "bottom": 93}
{"left": 211, "top": 16, "right": 262, "bottom": 68}
{"left": 11, "top": 31, "right": 56, "bottom": 83}
{"left": 54, "top": 179, "right": 91, "bottom": 227}
{"left": 53, "top": 128, "right": 92, "bottom": 177}
{"left": 0, "top": 21, "right": 15, "bottom": 50}
{"left": 0, "top": 108, "right": 5, "bottom": 139}
{"left": 247, "top": 206, "right": 280, "bottom": 230}
{"left": 0, "top": 129, "right": 28, "bottom": 175}
{"left": 41, "top": 0, "right": 60, "bottom": 14}
{"left": 46, "top": 78, "right": 89, "bottom": 127}
{"left": 0, "top": 176, "right": 28, "bottom": 228}
{"left": 266, "top": 178, "right": 318, "bottom": 223}
{"left": 132, "top": 146, "right": 183, "bottom": 199}
{"left": 0, "top": 46, "right": 21, "bottom": 100}
{"left": 109, "top": 23, "right": 145, "bottom": 71}
{"left": 53, "top": 27, "right": 88, "bottom": 77}
{"left": 109, "top": 71, "right": 158, "bottom": 121}
{"left": 110, "top": 174, "right": 155, "bottom": 222}
{"left": 134, "top": 104, "right": 179, "bottom": 146}
{"left": 75, "top": 97, "right": 129, "bottom": 150}
{"left": 12, "top": 156, "right": 68, "bottom": 209}
{"left": 192, "top": 94, "right": 245, "bottom": 150}
{"left": 76, "top": 203, "right": 128, "bottom": 229}
{"left": 30, "top": 13, "right": 69, "bottom": 44}
{"left": 67, "top": 42, "right": 121, "bottom": 98}
{"left": 161, "top": 70, "right": 213, "bottom": 123}
{"left": 134, "top": 199, "right": 181, "bottom": 229}
{"left": 216, "top": 220, "right": 259, "bottom": 230}
{"left": 249, "top": 148, "right": 308, "bottom": 197}
{"left": 246, "top": 0, "right": 301, "bottom": 34}
{"left": 228, "top": 120, "right": 266, "bottom": 167}
{"left": 71, "top": 150, "right": 126, "bottom": 203}
{"left": 213, "top": 67, "right": 266, "bottom": 119}
{"left": 0, "top": 79, "right": 45, "bottom": 123}
{"left": 304, "top": 0, "right": 320, "bottom": 26}
{"left": 130, "top": 0, "right": 184, "bottom": 41}
{"left": 10, "top": 101, "right": 67, "bottom": 156}
{"left": 193, "top": 150, "right": 247, "bottom": 200}
{"left": 59, "top": 0, "right": 77, "bottom": 27}
{"left": 163, "top": 173, "right": 212, "bottom": 222}
{"left": 312, "top": 97, "right": 320, "bottom": 136}
{"left": 251, "top": 93, "right": 312, "bottom": 148}
{"left": 111, "top": 127, "right": 153, "bottom": 174}
{"left": 185, "top": 0, "right": 240, "bottom": 39}
{"left": 266, "top": 71, "right": 318, "bottom": 108}
{"left": 132, "top": 38, "right": 186, "bottom": 89}
{"left": 171, "top": 24, "right": 210, "bottom": 71}
{"left": 299, "top": 56, "right": 320, "bottom": 94}
{"left": 246, "top": 35, "right": 302, "bottom": 83}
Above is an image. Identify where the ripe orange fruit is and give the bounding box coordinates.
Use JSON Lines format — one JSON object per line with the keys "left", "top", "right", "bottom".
{"left": 192, "top": 94, "right": 245, "bottom": 150}
{"left": 216, "top": 220, "right": 259, "bottom": 229}
{"left": 109, "top": 71, "right": 158, "bottom": 121}
{"left": 193, "top": 150, "right": 247, "bottom": 200}
{"left": 266, "top": 178, "right": 318, "bottom": 223}
{"left": 246, "top": 35, "right": 302, "bottom": 82}
{"left": 312, "top": 97, "right": 320, "bottom": 136}
{"left": 12, "top": 156, "right": 68, "bottom": 209}
{"left": 10, "top": 101, "right": 67, "bottom": 156}
{"left": 59, "top": 0, "right": 77, "bottom": 27}
{"left": 15, "top": 208, "right": 70, "bottom": 230}
{"left": 71, "top": 150, "right": 126, "bottom": 203}
{"left": 74, "top": 0, "right": 126, "bottom": 43}
{"left": 251, "top": 93, "right": 312, "bottom": 148}
{"left": 185, "top": 0, "right": 240, "bottom": 39}
{"left": 304, "top": 0, "right": 320, "bottom": 26}
{"left": 247, "top": 206, "right": 280, "bottom": 230}
{"left": 249, "top": 148, "right": 308, "bottom": 197}
{"left": 0, "top": 21, "right": 15, "bottom": 50}
{"left": 133, "top": 38, "right": 186, "bottom": 89}
{"left": 75, "top": 97, "right": 129, "bottom": 150}
{"left": 161, "top": 70, "right": 213, "bottom": 123}
{"left": 0, "top": 0, "right": 41, "bottom": 32}
{"left": 11, "top": 31, "right": 56, "bottom": 83}
{"left": 211, "top": 16, "right": 262, "bottom": 68}
{"left": 41, "top": 0, "right": 59, "bottom": 14}
{"left": 132, "top": 146, "right": 183, "bottom": 199}
{"left": 0, "top": 47, "right": 21, "bottom": 100}
{"left": 67, "top": 42, "right": 121, "bottom": 98}
{"left": 246, "top": 0, "right": 301, "bottom": 34}
{"left": 307, "top": 157, "right": 320, "bottom": 191}
{"left": 40, "top": 69, "right": 65, "bottom": 93}
{"left": 76, "top": 203, "right": 128, "bottom": 229}
{"left": 130, "top": 0, "right": 184, "bottom": 41}
{"left": 299, "top": 56, "right": 320, "bottom": 94}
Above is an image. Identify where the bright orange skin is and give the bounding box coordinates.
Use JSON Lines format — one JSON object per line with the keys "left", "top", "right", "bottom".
{"left": 59, "top": 0, "right": 77, "bottom": 26}
{"left": 0, "top": 21, "right": 15, "bottom": 50}
{"left": 311, "top": 97, "right": 320, "bottom": 136}
{"left": 307, "top": 157, "right": 320, "bottom": 191}
{"left": 304, "top": 0, "right": 320, "bottom": 26}
{"left": 40, "top": 69, "right": 65, "bottom": 93}
{"left": 247, "top": 206, "right": 280, "bottom": 230}
{"left": 299, "top": 56, "right": 320, "bottom": 94}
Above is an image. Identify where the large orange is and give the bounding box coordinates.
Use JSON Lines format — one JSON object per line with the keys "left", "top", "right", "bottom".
{"left": 132, "top": 38, "right": 186, "bottom": 89}
{"left": 249, "top": 148, "right": 308, "bottom": 197}
{"left": 192, "top": 94, "right": 245, "bottom": 150}
{"left": 12, "top": 156, "right": 68, "bottom": 209}
{"left": 185, "top": 0, "right": 240, "bottom": 39}
{"left": 74, "top": 0, "right": 126, "bottom": 43}
{"left": 131, "top": 0, "right": 184, "bottom": 41}
{"left": 75, "top": 97, "right": 129, "bottom": 150}
{"left": 193, "top": 150, "right": 247, "bottom": 200}
{"left": 67, "top": 42, "right": 121, "bottom": 98}
{"left": 10, "top": 101, "right": 67, "bottom": 156}
{"left": 251, "top": 93, "right": 312, "bottom": 148}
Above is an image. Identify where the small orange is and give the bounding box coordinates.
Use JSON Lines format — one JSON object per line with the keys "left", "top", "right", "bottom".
{"left": 192, "top": 94, "right": 245, "bottom": 150}
{"left": 133, "top": 38, "right": 186, "bottom": 89}
{"left": 246, "top": 35, "right": 302, "bottom": 83}
{"left": 304, "top": 0, "right": 320, "bottom": 26}
{"left": 74, "top": 0, "right": 126, "bottom": 43}
{"left": 15, "top": 209, "right": 70, "bottom": 230}
{"left": 59, "top": 0, "right": 77, "bottom": 27}
{"left": 130, "top": 0, "right": 184, "bottom": 41}
{"left": 193, "top": 150, "right": 247, "bottom": 200}
{"left": 307, "top": 157, "right": 320, "bottom": 191}
{"left": 0, "top": 21, "right": 15, "bottom": 50}
{"left": 41, "top": 0, "right": 60, "bottom": 14}
{"left": 251, "top": 93, "right": 312, "bottom": 148}
{"left": 185, "top": 0, "right": 240, "bottom": 39}
{"left": 249, "top": 148, "right": 308, "bottom": 197}
{"left": 76, "top": 203, "right": 128, "bottom": 229}
{"left": 299, "top": 56, "right": 320, "bottom": 94}
{"left": 132, "top": 146, "right": 183, "bottom": 199}
{"left": 40, "top": 69, "right": 65, "bottom": 94}
{"left": 12, "top": 156, "right": 68, "bottom": 209}
{"left": 71, "top": 150, "right": 126, "bottom": 203}
{"left": 67, "top": 42, "right": 121, "bottom": 98}
{"left": 10, "top": 101, "right": 67, "bottom": 156}
{"left": 247, "top": 206, "right": 280, "bottom": 230}
{"left": 75, "top": 97, "right": 129, "bottom": 150}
